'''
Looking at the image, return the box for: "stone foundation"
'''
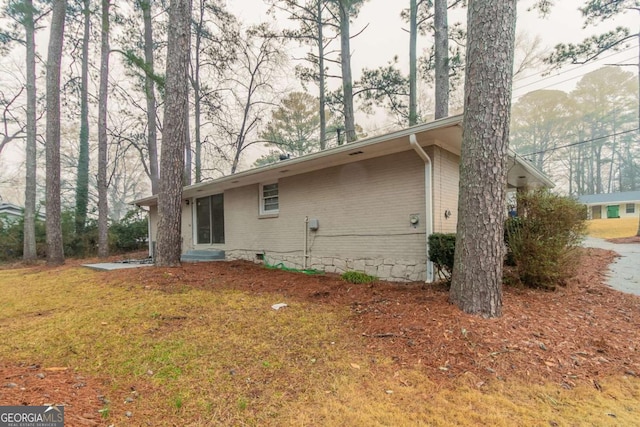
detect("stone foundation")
[225,249,427,282]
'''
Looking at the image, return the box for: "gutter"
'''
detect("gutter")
[410,134,434,283]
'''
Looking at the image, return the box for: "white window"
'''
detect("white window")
[260,183,279,215]
[627,203,635,214]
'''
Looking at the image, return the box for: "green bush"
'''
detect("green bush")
[109,208,148,252]
[341,271,377,284]
[0,208,148,261]
[0,216,23,260]
[62,210,99,257]
[505,189,587,290]
[0,213,48,260]
[428,233,456,281]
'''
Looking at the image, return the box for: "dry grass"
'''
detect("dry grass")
[1,266,639,426]
[587,217,638,239]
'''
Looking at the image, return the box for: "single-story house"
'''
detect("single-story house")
[0,201,45,225]
[578,191,640,219]
[133,115,553,282]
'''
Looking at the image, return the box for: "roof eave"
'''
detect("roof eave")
[132,115,464,206]
[509,149,555,189]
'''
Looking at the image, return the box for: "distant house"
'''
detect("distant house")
[133,115,553,282]
[579,191,640,219]
[0,202,26,224]
[0,201,45,225]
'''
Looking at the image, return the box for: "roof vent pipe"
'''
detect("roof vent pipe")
[409,134,434,283]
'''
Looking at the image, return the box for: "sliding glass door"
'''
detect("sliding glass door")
[196,194,224,244]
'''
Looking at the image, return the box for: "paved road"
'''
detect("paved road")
[583,237,640,296]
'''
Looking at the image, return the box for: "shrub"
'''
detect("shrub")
[62,211,99,257]
[0,216,23,260]
[109,208,148,252]
[428,233,456,281]
[505,189,587,290]
[0,208,148,261]
[341,271,377,284]
[0,213,48,261]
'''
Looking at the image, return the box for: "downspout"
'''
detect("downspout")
[303,216,309,269]
[410,134,434,282]
[148,209,152,259]
[136,205,153,259]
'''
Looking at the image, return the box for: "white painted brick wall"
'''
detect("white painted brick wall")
[169,146,464,281]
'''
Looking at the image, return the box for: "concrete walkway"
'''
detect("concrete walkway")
[83,260,153,271]
[583,237,640,296]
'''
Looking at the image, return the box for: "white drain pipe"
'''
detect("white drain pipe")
[410,134,434,282]
[303,216,309,269]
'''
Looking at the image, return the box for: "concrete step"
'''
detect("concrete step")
[181,249,225,262]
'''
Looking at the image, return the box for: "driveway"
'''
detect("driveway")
[583,237,640,296]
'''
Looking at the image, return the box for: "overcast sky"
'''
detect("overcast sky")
[1,0,638,202]
[229,0,638,98]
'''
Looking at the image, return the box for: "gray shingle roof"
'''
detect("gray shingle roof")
[578,191,640,205]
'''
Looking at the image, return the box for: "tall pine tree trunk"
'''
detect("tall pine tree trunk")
[141,0,159,194]
[434,0,449,119]
[338,0,356,143]
[97,0,110,258]
[156,0,191,267]
[193,0,203,183]
[23,0,37,262]
[193,70,201,182]
[74,0,90,235]
[636,37,640,236]
[45,0,67,266]
[184,95,191,185]
[408,0,417,126]
[449,0,517,318]
[317,0,327,149]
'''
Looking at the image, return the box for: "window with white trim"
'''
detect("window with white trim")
[260,183,279,215]
[626,203,635,214]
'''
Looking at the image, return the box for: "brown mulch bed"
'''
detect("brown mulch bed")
[105,247,639,387]
[0,364,106,426]
[2,248,639,424]
[607,235,640,244]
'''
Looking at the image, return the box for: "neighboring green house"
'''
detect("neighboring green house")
[578,191,640,219]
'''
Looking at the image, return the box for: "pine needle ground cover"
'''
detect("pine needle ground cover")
[1,255,639,426]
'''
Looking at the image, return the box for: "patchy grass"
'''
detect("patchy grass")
[1,266,639,426]
[588,217,638,239]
